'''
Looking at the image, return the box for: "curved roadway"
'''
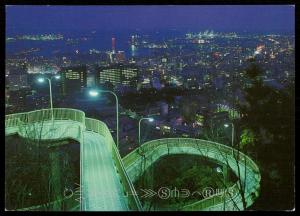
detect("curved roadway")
[5,120,128,211]
[123,138,261,211]
[5,110,260,211]
[82,131,128,211]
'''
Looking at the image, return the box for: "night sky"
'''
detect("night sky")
[6,5,295,34]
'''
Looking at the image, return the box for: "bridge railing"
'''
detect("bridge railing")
[137,138,260,177]
[123,138,261,211]
[5,108,86,127]
[85,117,143,211]
[111,145,143,211]
[85,118,114,152]
[6,109,142,211]
[5,112,28,127]
[5,108,86,211]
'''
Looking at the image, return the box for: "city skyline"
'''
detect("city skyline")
[5,4,295,212]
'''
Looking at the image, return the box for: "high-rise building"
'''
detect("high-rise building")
[116,51,126,63]
[106,50,126,64]
[112,37,116,54]
[60,65,87,96]
[95,64,139,87]
[87,73,95,88]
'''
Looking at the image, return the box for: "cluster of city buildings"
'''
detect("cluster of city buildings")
[5,31,294,153]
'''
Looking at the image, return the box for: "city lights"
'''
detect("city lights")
[89,90,99,97]
[5,5,294,212]
[37,77,45,83]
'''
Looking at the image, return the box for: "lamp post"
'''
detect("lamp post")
[89,89,119,148]
[224,122,234,155]
[138,117,154,146]
[216,166,226,210]
[37,75,60,124]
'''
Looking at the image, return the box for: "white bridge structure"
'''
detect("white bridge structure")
[123,138,261,211]
[5,108,260,211]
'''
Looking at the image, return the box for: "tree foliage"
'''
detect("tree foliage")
[239,129,256,152]
[238,63,294,210]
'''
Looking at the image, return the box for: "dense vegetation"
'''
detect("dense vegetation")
[237,64,294,210]
[5,135,80,210]
[134,154,237,210]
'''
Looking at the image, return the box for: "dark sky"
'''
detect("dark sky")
[6,5,295,34]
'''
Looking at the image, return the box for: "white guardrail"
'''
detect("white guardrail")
[123,138,261,211]
[5,108,142,211]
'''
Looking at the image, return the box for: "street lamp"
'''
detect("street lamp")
[216,166,226,210]
[89,90,99,97]
[89,89,119,148]
[37,75,60,124]
[138,117,154,147]
[216,166,226,186]
[216,166,222,173]
[224,123,234,155]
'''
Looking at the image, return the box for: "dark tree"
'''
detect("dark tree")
[237,64,294,210]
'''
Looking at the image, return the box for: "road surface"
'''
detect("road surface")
[81,131,128,211]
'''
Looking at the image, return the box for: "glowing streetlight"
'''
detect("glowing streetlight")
[37,77,45,83]
[89,89,119,148]
[216,166,227,210]
[138,117,154,147]
[148,118,154,122]
[37,75,61,124]
[89,90,99,97]
[216,167,222,173]
[224,122,234,155]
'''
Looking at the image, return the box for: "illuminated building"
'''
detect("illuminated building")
[254,44,265,55]
[95,64,139,87]
[6,74,28,90]
[6,64,28,90]
[116,51,126,63]
[106,50,125,64]
[131,35,135,44]
[60,65,87,96]
[87,73,95,88]
[6,87,32,113]
[184,77,200,89]
[112,37,116,54]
